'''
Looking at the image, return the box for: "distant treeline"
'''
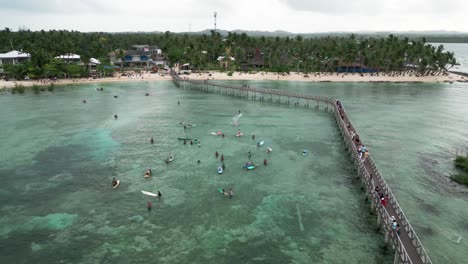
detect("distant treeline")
[0,28,459,79]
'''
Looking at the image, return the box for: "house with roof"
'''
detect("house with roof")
[55,53,81,63]
[0,50,31,73]
[109,45,167,68]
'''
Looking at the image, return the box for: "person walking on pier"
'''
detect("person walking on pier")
[381,196,387,207]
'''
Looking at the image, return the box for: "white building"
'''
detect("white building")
[55,53,81,63]
[0,50,31,73]
[0,50,31,65]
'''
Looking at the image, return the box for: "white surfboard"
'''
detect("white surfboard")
[141,190,158,197]
[113,180,120,189]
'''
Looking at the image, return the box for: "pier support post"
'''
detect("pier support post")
[394,251,400,264]
[385,230,390,245]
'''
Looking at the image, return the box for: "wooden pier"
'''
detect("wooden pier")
[171,72,432,264]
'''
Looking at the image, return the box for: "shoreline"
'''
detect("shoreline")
[1,71,466,89]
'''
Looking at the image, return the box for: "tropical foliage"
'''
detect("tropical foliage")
[452,155,468,185]
[0,28,459,79]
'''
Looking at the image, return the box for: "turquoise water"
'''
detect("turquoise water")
[232,80,468,263]
[0,82,393,264]
[1,80,467,263]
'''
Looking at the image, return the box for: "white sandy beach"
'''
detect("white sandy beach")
[1,71,466,89]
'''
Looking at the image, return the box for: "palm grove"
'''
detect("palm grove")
[0,28,459,79]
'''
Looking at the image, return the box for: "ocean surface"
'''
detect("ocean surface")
[0,79,468,263]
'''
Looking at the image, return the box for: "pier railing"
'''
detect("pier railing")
[171,71,432,264]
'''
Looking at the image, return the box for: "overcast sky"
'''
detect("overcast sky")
[0,0,467,33]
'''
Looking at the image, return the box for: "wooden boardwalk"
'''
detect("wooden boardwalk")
[171,72,432,264]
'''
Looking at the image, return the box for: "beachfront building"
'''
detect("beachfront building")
[55,53,81,63]
[108,45,167,69]
[0,50,31,73]
[217,56,235,69]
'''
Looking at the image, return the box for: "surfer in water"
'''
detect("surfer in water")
[150,137,154,144]
[220,154,224,162]
[229,188,233,199]
[147,201,152,211]
[215,151,219,158]
[264,159,268,166]
[113,114,118,119]
[158,191,162,200]
[112,177,118,187]
[222,163,225,170]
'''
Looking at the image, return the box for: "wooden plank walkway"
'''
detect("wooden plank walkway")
[171,72,432,264]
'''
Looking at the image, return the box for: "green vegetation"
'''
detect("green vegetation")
[47,83,54,92]
[10,83,25,94]
[32,84,40,94]
[0,28,459,78]
[452,155,468,185]
[227,71,234,76]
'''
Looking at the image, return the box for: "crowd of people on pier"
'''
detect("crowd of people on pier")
[336,99,402,238]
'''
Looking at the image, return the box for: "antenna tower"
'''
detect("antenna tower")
[214,12,217,31]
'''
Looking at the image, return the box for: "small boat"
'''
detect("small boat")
[303,150,308,156]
